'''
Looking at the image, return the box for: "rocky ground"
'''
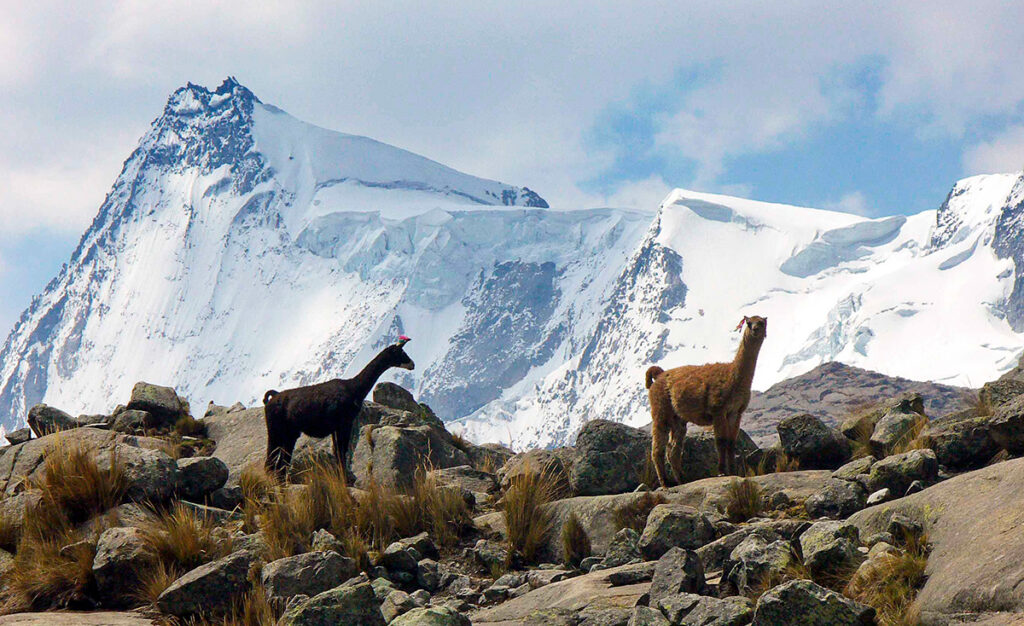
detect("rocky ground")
[1,371,1024,625]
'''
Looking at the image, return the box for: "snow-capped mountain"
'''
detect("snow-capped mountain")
[2,78,1023,449]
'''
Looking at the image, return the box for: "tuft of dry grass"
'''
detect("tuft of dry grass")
[475,453,500,475]
[560,512,591,568]
[747,555,812,600]
[723,478,764,522]
[450,431,472,454]
[0,525,98,613]
[26,438,128,526]
[964,391,992,418]
[638,456,660,488]
[139,503,233,593]
[240,463,282,503]
[845,534,929,626]
[135,560,180,607]
[848,418,876,460]
[216,583,280,626]
[174,414,208,438]
[613,491,668,533]
[888,414,930,456]
[502,461,559,564]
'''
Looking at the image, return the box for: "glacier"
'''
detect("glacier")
[2,78,1024,450]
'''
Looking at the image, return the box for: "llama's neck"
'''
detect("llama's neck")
[730,334,764,391]
[349,351,393,400]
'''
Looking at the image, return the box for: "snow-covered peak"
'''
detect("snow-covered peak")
[930,172,1023,250]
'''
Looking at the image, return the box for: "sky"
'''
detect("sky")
[1,2,1024,338]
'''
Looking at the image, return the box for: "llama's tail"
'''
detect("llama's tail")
[645,366,665,389]
[263,390,280,404]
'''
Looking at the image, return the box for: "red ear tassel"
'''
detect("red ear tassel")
[734,317,747,332]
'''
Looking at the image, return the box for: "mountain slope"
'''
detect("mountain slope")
[2,78,1023,450]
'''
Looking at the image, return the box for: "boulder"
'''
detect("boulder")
[382,589,417,622]
[696,524,784,574]
[681,596,754,626]
[606,561,656,586]
[156,550,255,617]
[472,539,508,573]
[373,382,422,414]
[27,404,79,437]
[92,527,153,607]
[416,559,441,592]
[920,412,999,470]
[261,551,359,606]
[176,455,229,502]
[126,381,186,426]
[279,581,386,626]
[639,505,715,560]
[869,398,924,456]
[648,547,705,605]
[5,428,31,445]
[352,424,471,489]
[723,535,795,595]
[777,414,851,470]
[430,465,497,496]
[803,478,867,519]
[752,579,874,625]
[866,448,938,495]
[628,606,670,626]
[988,395,1024,455]
[602,527,642,568]
[798,521,860,578]
[382,541,420,573]
[109,409,154,434]
[656,593,703,623]
[668,429,759,485]
[570,420,651,496]
[577,606,633,625]
[497,448,576,492]
[979,379,1024,411]
[111,443,181,502]
[830,457,875,483]
[391,606,471,625]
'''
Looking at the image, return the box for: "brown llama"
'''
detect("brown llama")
[646,315,767,487]
[263,337,415,478]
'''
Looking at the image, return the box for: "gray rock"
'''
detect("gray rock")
[526,568,576,587]
[752,579,874,625]
[867,448,938,494]
[803,478,867,519]
[417,559,441,592]
[351,424,471,489]
[176,455,229,502]
[113,443,182,503]
[372,576,397,601]
[979,379,1024,411]
[696,525,783,573]
[905,480,924,496]
[920,412,999,470]
[261,551,359,606]
[109,409,153,434]
[798,521,860,578]
[666,429,759,485]
[723,535,795,595]
[93,527,153,607]
[410,589,430,606]
[830,456,875,482]
[381,542,419,573]
[472,539,508,572]
[777,414,851,470]
[208,485,243,510]
[391,606,471,625]
[571,420,651,496]
[156,550,254,617]
[310,529,345,554]
[603,527,642,568]
[373,382,422,414]
[279,581,386,626]
[430,464,497,495]
[126,381,185,426]
[865,488,890,505]
[656,593,703,623]
[629,606,671,626]
[5,428,31,445]
[382,589,417,622]
[606,561,657,586]
[394,532,439,560]
[988,395,1024,455]
[577,606,633,625]
[639,504,715,560]
[649,547,705,605]
[497,447,576,492]
[869,396,925,457]
[681,596,754,626]
[27,404,79,436]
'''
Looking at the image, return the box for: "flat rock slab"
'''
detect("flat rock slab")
[849,457,1024,623]
[0,612,154,625]
[469,563,650,625]
[667,470,832,508]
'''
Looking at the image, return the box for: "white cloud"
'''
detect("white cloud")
[824,191,874,217]
[963,126,1024,176]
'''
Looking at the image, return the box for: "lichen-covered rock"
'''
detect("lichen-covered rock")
[830,456,875,483]
[804,478,867,519]
[723,535,795,595]
[798,521,860,578]
[777,414,851,470]
[570,420,651,496]
[373,382,422,414]
[109,409,153,434]
[681,596,755,626]
[696,525,784,573]
[382,589,417,622]
[979,379,1024,411]
[351,424,471,489]
[602,527,642,568]
[261,551,359,606]
[866,448,938,494]
[127,381,186,426]
[93,527,153,607]
[656,593,703,623]
[176,455,229,502]
[430,465,497,497]
[988,395,1024,455]
[110,443,181,503]
[639,505,715,560]
[472,539,508,572]
[649,547,705,604]
[391,606,471,625]
[577,606,633,625]
[5,427,31,445]
[156,550,254,617]
[752,579,874,625]
[628,606,670,626]
[668,429,759,485]
[869,399,924,456]
[279,581,386,626]
[497,448,576,492]
[416,559,441,592]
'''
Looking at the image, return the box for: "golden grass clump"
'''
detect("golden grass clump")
[845,534,929,626]
[240,462,282,503]
[560,512,591,568]
[502,461,559,564]
[613,491,667,533]
[888,414,930,456]
[723,478,764,522]
[174,414,208,438]
[26,439,128,526]
[747,554,812,600]
[0,525,98,613]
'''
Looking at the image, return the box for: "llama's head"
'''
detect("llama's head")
[383,336,415,370]
[740,315,767,341]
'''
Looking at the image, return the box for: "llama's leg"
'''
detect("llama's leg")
[713,414,732,476]
[725,411,743,476]
[331,421,354,471]
[265,411,298,479]
[651,417,671,489]
[667,419,688,485]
